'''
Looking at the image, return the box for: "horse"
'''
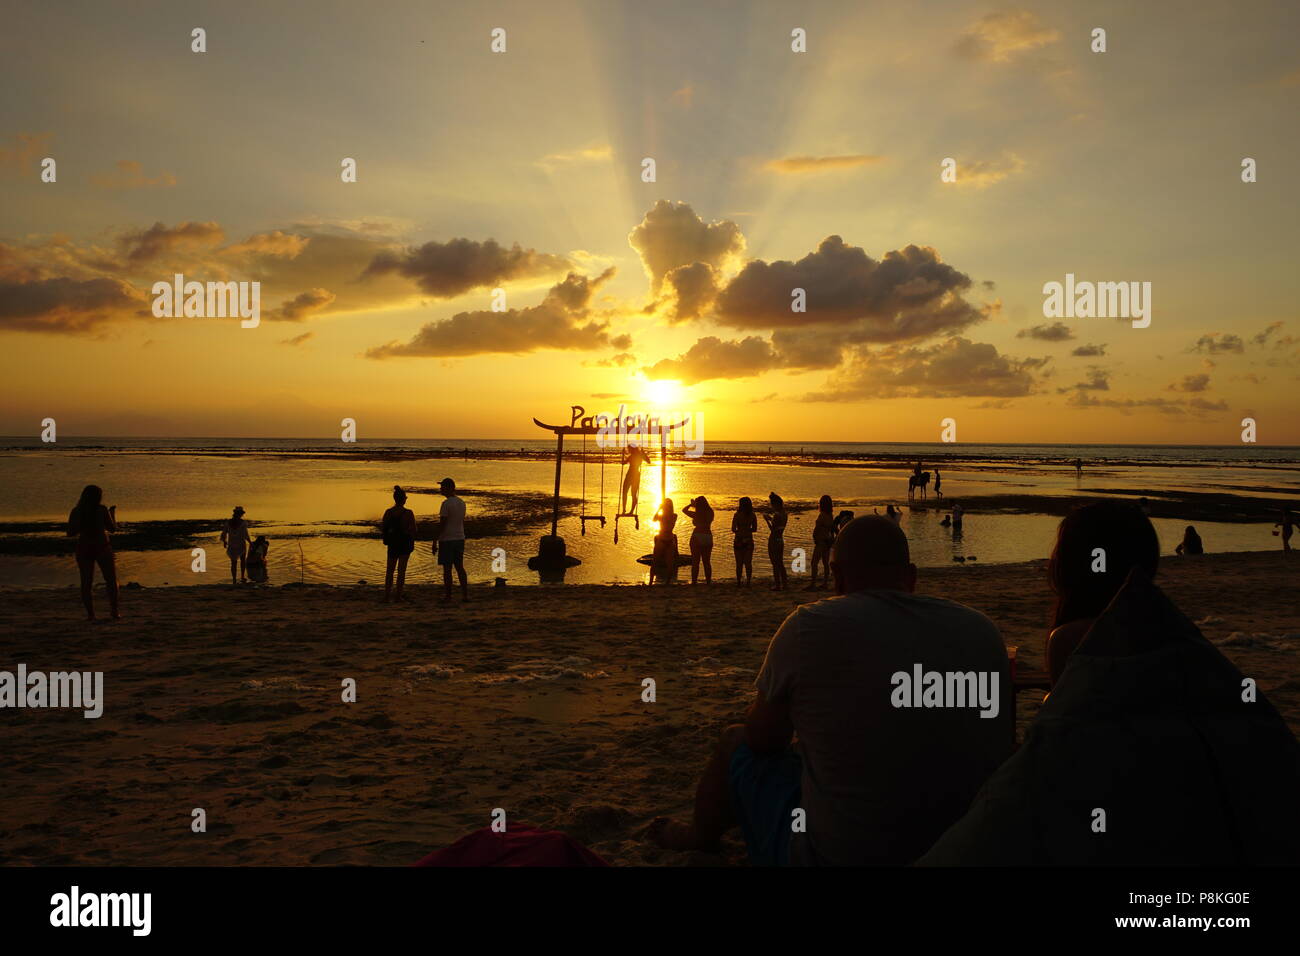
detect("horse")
[908,471,931,499]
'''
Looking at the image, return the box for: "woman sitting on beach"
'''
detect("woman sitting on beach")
[1175,525,1204,556]
[683,496,715,585]
[651,499,678,585]
[808,494,835,590]
[732,497,758,586]
[763,492,789,591]
[247,535,270,584]
[1046,502,1159,687]
[382,485,418,602]
[220,506,252,585]
[67,484,118,621]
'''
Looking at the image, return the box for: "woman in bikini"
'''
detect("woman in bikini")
[682,496,715,585]
[731,496,757,586]
[763,492,789,591]
[67,484,118,621]
[808,494,835,590]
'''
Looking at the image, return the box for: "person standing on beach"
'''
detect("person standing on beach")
[808,495,835,591]
[432,477,468,603]
[732,497,758,585]
[763,493,789,591]
[1074,458,1083,479]
[1275,507,1294,552]
[67,484,119,621]
[221,506,251,584]
[683,496,715,585]
[381,485,417,602]
[933,469,943,499]
[951,501,964,534]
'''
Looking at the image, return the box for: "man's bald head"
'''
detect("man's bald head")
[832,516,916,594]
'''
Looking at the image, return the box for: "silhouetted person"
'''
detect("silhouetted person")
[1074,457,1083,479]
[808,494,835,591]
[732,497,757,585]
[382,485,417,602]
[885,504,901,525]
[1175,525,1204,556]
[683,496,715,585]
[1045,502,1159,687]
[763,492,788,591]
[247,535,270,584]
[67,484,118,621]
[433,477,468,603]
[649,516,1010,865]
[221,506,251,584]
[1276,507,1295,552]
[934,468,943,499]
[621,444,652,514]
[651,498,678,585]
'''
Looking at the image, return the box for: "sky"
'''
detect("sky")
[1,0,1297,443]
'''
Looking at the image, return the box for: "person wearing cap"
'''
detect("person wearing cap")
[220,506,252,585]
[432,477,468,603]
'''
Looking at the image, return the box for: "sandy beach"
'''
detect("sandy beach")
[3,550,1297,867]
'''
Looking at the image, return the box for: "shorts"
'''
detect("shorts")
[728,742,802,867]
[437,538,465,566]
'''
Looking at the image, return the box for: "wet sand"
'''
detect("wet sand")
[2,550,1297,866]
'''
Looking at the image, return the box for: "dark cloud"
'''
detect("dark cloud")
[1191,332,1244,354]
[628,201,745,293]
[665,261,719,321]
[642,336,779,384]
[0,275,148,333]
[269,288,336,322]
[1070,343,1107,357]
[119,221,224,265]
[365,270,615,359]
[804,337,1047,401]
[361,238,571,298]
[1252,321,1284,346]
[1167,373,1210,393]
[280,331,314,346]
[1016,321,1075,342]
[1058,366,1111,393]
[712,236,983,343]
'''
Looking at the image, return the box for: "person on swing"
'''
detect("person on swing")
[621,442,652,515]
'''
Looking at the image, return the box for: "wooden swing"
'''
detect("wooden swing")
[579,431,606,536]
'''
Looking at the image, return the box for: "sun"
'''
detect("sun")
[642,378,684,409]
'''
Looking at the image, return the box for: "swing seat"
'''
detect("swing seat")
[615,512,640,529]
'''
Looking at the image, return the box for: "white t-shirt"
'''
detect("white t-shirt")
[755,589,1010,866]
[438,495,466,541]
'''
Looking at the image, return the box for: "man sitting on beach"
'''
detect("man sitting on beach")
[432,477,468,604]
[649,516,1011,865]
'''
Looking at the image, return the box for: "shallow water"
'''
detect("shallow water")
[2,441,1297,588]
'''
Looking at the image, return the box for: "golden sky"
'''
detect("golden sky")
[1,0,1297,443]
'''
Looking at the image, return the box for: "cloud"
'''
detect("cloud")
[712,236,985,345]
[628,200,745,293]
[765,155,885,174]
[949,153,1026,189]
[1191,332,1244,354]
[0,275,148,333]
[1252,321,1284,346]
[365,269,616,359]
[536,144,613,172]
[955,10,1061,63]
[224,231,309,259]
[0,132,53,178]
[1167,373,1210,393]
[805,337,1047,401]
[1058,366,1111,393]
[643,336,779,384]
[269,288,336,322]
[665,261,719,321]
[119,221,225,265]
[1071,343,1107,357]
[90,160,177,189]
[280,331,314,347]
[589,352,636,368]
[1017,321,1075,342]
[361,238,571,298]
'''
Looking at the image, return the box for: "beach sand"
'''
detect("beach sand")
[3,550,1297,866]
